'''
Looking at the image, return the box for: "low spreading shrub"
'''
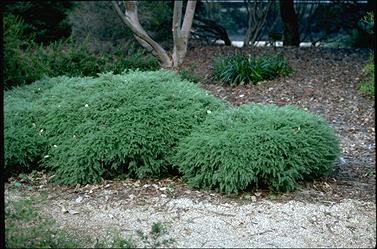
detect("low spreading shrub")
[212,53,292,86]
[4,70,227,184]
[4,80,57,176]
[174,104,340,193]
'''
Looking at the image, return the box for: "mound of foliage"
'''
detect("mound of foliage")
[4,70,227,184]
[212,53,292,86]
[174,104,340,193]
[4,14,159,89]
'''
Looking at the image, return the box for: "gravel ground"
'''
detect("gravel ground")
[5,181,376,248]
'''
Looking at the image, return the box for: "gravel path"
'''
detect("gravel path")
[5,184,376,248]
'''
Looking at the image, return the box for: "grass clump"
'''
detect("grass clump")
[212,53,292,86]
[5,198,80,248]
[4,70,227,184]
[359,52,374,97]
[174,104,340,193]
[6,196,172,248]
[136,222,175,248]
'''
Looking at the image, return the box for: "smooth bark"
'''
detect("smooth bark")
[112,0,197,68]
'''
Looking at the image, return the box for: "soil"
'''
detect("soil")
[4,45,376,248]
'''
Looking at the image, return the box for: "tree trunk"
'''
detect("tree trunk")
[279,0,299,46]
[112,1,172,67]
[112,0,196,69]
[172,0,196,68]
[243,0,272,47]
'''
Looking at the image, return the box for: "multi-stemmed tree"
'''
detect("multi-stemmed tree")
[112,0,197,68]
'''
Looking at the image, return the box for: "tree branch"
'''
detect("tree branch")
[111,0,172,67]
[181,0,197,38]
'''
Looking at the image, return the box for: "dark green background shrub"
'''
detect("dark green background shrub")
[4,1,73,44]
[3,14,47,89]
[68,1,173,53]
[4,70,227,184]
[174,104,340,193]
[4,14,160,89]
[212,53,293,86]
[36,39,160,78]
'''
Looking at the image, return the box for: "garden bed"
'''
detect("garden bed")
[5,46,375,248]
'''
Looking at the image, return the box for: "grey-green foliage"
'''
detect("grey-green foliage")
[174,104,340,193]
[4,80,57,176]
[4,70,227,184]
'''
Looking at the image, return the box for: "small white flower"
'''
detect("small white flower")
[85,104,89,107]
[39,129,44,133]
[53,145,57,148]
[207,110,212,114]
[44,155,49,158]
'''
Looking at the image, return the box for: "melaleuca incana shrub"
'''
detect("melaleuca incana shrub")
[4,116,48,177]
[5,70,227,185]
[4,80,58,177]
[174,104,340,193]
